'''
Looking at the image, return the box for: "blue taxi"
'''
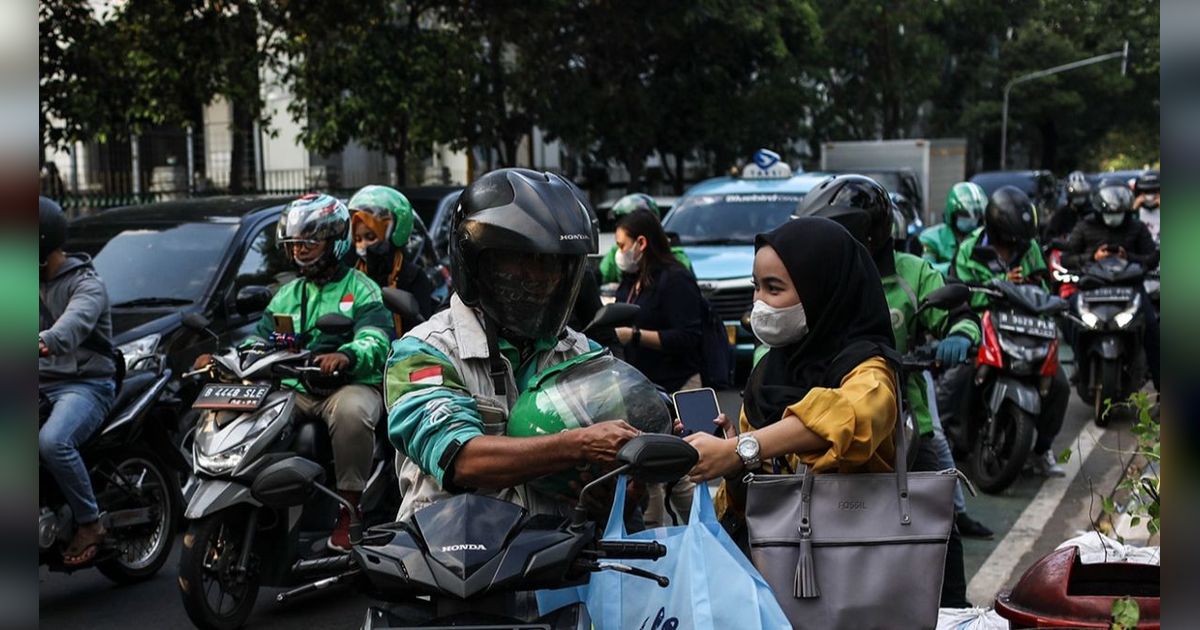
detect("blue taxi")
[662,150,831,366]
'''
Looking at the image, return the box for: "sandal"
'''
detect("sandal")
[62,526,106,567]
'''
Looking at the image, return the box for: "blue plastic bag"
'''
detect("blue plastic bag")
[537,477,790,630]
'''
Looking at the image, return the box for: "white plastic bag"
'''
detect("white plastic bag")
[1055,531,1160,565]
[936,607,1010,630]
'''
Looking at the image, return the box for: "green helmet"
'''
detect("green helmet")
[611,193,661,220]
[277,193,352,264]
[348,185,415,248]
[507,350,672,497]
[944,182,987,229]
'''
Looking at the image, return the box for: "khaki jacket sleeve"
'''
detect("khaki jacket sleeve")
[784,356,898,473]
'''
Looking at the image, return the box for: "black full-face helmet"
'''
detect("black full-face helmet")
[793,174,894,252]
[984,185,1038,251]
[450,168,598,341]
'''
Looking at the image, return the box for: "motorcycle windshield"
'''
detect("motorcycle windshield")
[996,282,1066,316]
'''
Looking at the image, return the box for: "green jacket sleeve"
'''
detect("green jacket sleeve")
[338,296,391,381]
[915,260,980,344]
[385,337,483,487]
[599,244,620,284]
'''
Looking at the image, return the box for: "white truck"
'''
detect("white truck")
[819,138,967,225]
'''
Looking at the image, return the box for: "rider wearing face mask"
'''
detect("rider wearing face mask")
[611,209,706,393]
[686,216,901,532]
[1063,179,1159,271]
[347,185,435,335]
[1133,171,1160,245]
[920,182,988,276]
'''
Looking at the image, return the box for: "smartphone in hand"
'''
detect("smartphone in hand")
[672,387,725,437]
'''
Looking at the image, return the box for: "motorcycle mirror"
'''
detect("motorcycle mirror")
[918,283,971,314]
[181,313,212,331]
[583,303,640,332]
[617,434,699,484]
[236,285,273,316]
[251,457,326,508]
[381,288,425,327]
[315,313,354,337]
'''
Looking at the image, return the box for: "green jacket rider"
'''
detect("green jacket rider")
[920,182,988,277]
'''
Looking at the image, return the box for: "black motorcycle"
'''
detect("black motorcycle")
[934,280,1068,494]
[247,434,697,630]
[39,353,182,583]
[175,311,401,630]
[1066,257,1149,425]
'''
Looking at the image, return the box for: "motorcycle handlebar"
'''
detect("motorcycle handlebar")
[597,540,667,560]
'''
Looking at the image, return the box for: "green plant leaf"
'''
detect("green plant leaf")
[1057,447,1072,464]
[1111,597,1140,629]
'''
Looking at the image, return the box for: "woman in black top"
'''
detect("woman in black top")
[613,209,705,392]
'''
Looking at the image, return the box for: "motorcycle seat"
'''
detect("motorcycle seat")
[107,371,158,419]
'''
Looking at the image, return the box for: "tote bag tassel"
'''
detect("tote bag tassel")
[794,531,820,598]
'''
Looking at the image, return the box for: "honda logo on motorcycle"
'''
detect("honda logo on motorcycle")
[440,544,487,552]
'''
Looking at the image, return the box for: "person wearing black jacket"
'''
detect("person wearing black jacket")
[1063,182,1160,390]
[1043,170,1093,242]
[612,210,705,392]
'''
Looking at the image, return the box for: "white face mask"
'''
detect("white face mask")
[1102,212,1126,228]
[615,243,643,273]
[750,299,809,348]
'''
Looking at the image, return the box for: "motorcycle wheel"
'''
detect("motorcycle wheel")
[971,402,1036,494]
[178,510,260,630]
[1093,360,1121,427]
[95,450,181,584]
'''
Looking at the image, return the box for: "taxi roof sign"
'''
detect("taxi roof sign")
[741,148,793,179]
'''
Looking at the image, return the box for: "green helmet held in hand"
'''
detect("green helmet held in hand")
[944,182,987,234]
[611,193,661,220]
[507,350,672,498]
[348,185,415,248]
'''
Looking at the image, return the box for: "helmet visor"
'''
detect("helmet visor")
[476,250,585,341]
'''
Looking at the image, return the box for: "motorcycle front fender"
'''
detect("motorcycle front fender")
[184,478,259,520]
[986,375,1041,416]
[1097,336,1123,360]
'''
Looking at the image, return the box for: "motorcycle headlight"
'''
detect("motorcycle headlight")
[1114,294,1142,329]
[193,401,285,474]
[118,333,161,370]
[1076,302,1100,329]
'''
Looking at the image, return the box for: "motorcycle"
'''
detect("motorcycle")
[248,433,697,629]
[1062,257,1150,425]
[931,280,1068,494]
[175,311,402,630]
[39,352,182,583]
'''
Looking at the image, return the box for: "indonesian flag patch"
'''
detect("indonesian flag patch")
[339,293,354,314]
[410,365,443,386]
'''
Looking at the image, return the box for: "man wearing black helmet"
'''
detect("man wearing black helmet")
[39,197,117,566]
[951,186,1069,477]
[1134,171,1160,245]
[384,169,640,521]
[1063,179,1160,390]
[1044,171,1093,242]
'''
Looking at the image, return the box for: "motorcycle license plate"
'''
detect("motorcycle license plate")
[994,311,1056,339]
[192,384,270,410]
[1083,286,1135,303]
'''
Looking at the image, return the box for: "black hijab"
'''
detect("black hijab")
[743,217,899,429]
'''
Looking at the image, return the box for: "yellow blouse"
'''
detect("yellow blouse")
[715,356,898,517]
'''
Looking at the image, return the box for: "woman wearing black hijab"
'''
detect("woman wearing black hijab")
[685,217,901,497]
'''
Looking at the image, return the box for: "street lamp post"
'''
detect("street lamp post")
[1000,41,1129,169]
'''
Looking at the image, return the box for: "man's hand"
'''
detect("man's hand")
[1006,267,1024,283]
[615,327,634,344]
[575,420,639,464]
[314,352,351,375]
[39,340,49,357]
[191,353,213,370]
[1094,244,1111,261]
[1115,246,1128,260]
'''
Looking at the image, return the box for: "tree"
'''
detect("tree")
[268,0,464,185]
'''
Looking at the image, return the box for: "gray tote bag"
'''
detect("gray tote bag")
[744,399,957,630]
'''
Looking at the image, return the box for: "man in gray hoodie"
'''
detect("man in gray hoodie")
[39,197,117,567]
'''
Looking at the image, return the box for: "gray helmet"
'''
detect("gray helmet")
[276,193,352,274]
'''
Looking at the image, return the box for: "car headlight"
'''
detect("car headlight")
[118,333,161,370]
[1114,294,1142,329]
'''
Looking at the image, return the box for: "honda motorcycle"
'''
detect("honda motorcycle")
[175,311,401,630]
[39,353,182,583]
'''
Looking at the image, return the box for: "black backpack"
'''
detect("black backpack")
[698,297,734,389]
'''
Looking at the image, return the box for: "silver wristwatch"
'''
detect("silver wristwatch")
[736,432,761,470]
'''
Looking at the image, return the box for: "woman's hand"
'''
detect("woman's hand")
[615,327,634,344]
[673,413,734,437]
[684,432,741,483]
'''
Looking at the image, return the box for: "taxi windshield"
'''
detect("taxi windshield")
[664,193,804,245]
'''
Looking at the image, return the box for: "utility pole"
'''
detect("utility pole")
[1001,41,1128,169]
